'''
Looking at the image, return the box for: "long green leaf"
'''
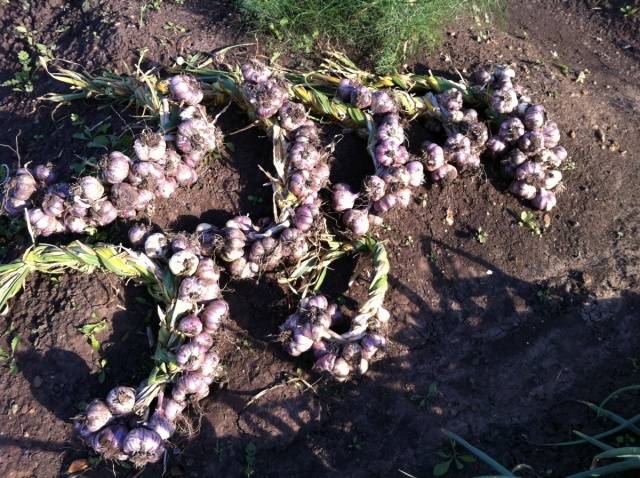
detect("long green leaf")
[541,414,640,447]
[599,385,640,410]
[577,400,640,435]
[572,431,614,452]
[595,447,640,462]
[566,458,640,478]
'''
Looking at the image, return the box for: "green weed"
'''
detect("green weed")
[2,25,56,93]
[518,211,542,236]
[2,50,34,92]
[621,5,640,17]
[244,442,256,477]
[475,227,488,244]
[77,315,109,351]
[240,0,502,70]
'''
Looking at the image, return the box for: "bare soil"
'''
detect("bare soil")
[0,0,639,477]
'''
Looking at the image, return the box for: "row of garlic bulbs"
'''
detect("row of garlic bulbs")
[76,297,228,466]
[420,88,488,181]
[332,82,423,233]
[2,75,216,236]
[477,66,567,210]
[280,294,388,380]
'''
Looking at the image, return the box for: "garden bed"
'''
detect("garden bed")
[0,0,639,476]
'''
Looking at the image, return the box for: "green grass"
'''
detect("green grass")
[239,0,502,70]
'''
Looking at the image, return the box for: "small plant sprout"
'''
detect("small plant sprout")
[97,358,108,384]
[409,382,439,409]
[77,317,109,351]
[475,227,488,244]
[433,440,477,476]
[244,442,256,478]
[518,211,542,236]
[401,235,415,247]
[14,25,56,59]
[621,5,640,17]
[399,439,477,478]
[163,21,188,33]
[139,0,164,27]
[348,435,363,451]
[537,287,551,302]
[72,120,128,150]
[2,25,56,92]
[1,50,34,92]
[0,330,21,375]
[213,440,231,461]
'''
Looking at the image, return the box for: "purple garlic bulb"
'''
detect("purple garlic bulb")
[515,161,545,182]
[350,85,372,109]
[134,131,166,163]
[438,88,464,112]
[144,233,169,259]
[200,300,229,333]
[509,180,537,200]
[176,342,205,371]
[332,183,358,212]
[92,424,128,460]
[33,163,57,185]
[524,104,545,130]
[405,161,424,187]
[491,88,518,114]
[373,193,397,214]
[169,75,204,105]
[365,175,386,201]
[147,411,176,440]
[485,137,507,157]
[370,91,396,114]
[518,131,545,155]
[101,151,131,184]
[178,314,203,337]
[289,142,320,170]
[123,428,165,466]
[84,399,112,432]
[543,170,562,190]
[169,250,200,276]
[313,352,337,372]
[160,398,185,422]
[293,205,314,232]
[531,188,557,211]
[241,60,272,84]
[542,121,561,148]
[499,117,525,142]
[338,78,354,101]
[91,199,118,226]
[106,386,136,416]
[128,223,149,246]
[431,163,458,182]
[76,176,105,203]
[279,101,307,132]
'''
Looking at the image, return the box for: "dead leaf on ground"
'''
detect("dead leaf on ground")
[67,459,90,475]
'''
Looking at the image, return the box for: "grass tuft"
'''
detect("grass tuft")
[239,0,502,70]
